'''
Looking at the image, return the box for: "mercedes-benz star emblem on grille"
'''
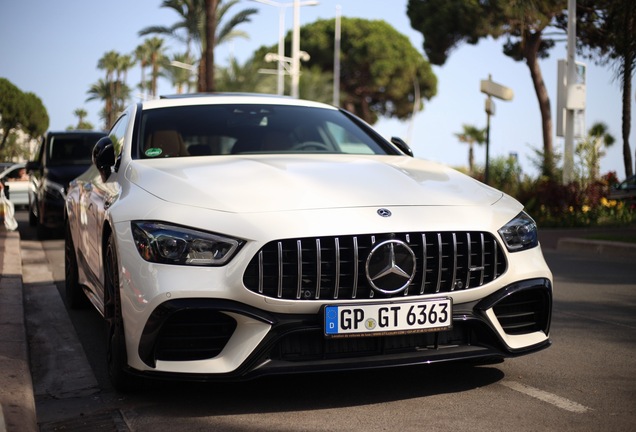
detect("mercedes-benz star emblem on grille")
[365,240,416,294]
[377,208,392,217]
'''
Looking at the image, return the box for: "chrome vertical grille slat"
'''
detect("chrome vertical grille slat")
[296,240,302,300]
[465,233,471,290]
[315,239,322,299]
[419,233,427,295]
[450,233,457,291]
[243,231,507,301]
[435,233,442,293]
[352,237,359,299]
[277,241,283,298]
[479,233,485,286]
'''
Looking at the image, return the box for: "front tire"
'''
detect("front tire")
[65,223,88,308]
[104,235,140,392]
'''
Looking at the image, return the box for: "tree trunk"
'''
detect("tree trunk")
[524,31,554,179]
[204,0,218,93]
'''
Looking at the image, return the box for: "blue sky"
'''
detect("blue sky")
[1,0,634,179]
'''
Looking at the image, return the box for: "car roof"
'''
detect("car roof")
[141,93,337,111]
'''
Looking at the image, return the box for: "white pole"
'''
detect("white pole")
[563,0,576,184]
[277,7,285,95]
[332,5,341,106]
[291,0,300,98]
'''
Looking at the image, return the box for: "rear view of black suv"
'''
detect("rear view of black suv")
[27,130,107,238]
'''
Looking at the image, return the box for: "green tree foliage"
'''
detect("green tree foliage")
[0,78,49,153]
[564,0,636,178]
[166,52,198,93]
[89,51,134,129]
[407,0,567,180]
[68,108,94,130]
[575,122,615,186]
[139,0,257,92]
[215,57,276,93]
[288,18,437,124]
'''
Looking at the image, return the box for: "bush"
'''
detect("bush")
[516,172,635,227]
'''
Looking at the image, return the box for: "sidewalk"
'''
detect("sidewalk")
[0,228,37,432]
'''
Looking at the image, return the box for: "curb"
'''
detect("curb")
[557,237,636,261]
[0,229,37,432]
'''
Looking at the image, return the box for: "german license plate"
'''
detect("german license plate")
[324,298,452,337]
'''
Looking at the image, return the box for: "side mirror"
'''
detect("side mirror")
[391,136,414,157]
[93,136,116,182]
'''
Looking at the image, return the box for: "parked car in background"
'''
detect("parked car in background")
[0,163,29,207]
[0,162,15,172]
[65,94,553,391]
[27,130,107,238]
[608,175,636,203]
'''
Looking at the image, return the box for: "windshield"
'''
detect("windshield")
[137,104,392,159]
[48,135,103,165]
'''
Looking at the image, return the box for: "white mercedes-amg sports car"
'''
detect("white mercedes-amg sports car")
[65,94,552,391]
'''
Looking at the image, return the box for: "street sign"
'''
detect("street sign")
[480,79,514,101]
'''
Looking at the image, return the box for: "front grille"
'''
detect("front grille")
[244,232,507,300]
[493,288,551,335]
[154,310,237,361]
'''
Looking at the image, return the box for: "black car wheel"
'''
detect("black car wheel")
[65,223,88,309]
[104,235,140,392]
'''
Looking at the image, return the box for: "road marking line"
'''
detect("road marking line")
[501,381,592,414]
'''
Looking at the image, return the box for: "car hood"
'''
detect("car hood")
[126,155,503,213]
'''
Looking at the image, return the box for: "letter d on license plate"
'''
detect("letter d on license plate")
[324,298,452,337]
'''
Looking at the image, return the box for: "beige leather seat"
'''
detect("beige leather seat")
[145,130,186,157]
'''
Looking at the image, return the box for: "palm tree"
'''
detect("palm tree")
[455,124,486,174]
[73,108,87,126]
[167,52,197,93]
[216,57,274,93]
[97,50,120,118]
[140,37,168,97]
[139,0,258,91]
[96,51,134,127]
[115,54,135,113]
[86,79,113,130]
[134,42,152,98]
[576,122,615,185]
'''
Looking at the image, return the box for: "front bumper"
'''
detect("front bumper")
[131,278,552,381]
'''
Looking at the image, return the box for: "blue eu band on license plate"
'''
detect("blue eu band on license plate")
[324,298,452,337]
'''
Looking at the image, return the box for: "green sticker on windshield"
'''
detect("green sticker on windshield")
[145,148,163,158]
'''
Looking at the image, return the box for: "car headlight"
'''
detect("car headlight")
[131,221,244,266]
[498,211,538,252]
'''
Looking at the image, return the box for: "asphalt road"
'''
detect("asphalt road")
[15,210,636,432]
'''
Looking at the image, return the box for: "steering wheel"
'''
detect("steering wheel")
[291,141,331,152]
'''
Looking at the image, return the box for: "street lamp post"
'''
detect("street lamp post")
[254,0,318,97]
[480,75,513,185]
